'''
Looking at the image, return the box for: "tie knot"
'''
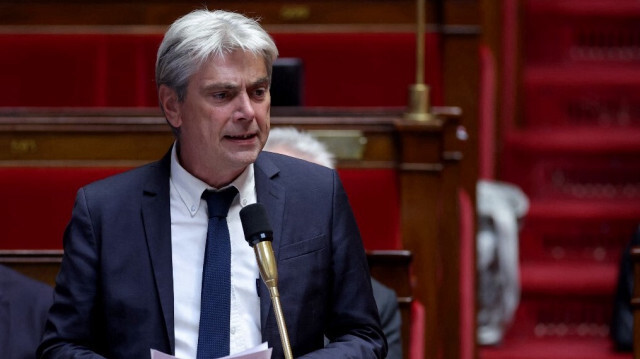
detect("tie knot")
[202,187,238,218]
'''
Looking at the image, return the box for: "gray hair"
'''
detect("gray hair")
[156,9,279,103]
[264,127,336,169]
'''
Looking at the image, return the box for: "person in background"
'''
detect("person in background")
[611,224,640,351]
[38,9,385,359]
[0,264,53,359]
[264,126,403,359]
[475,179,528,345]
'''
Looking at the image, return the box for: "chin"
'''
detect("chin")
[231,150,260,166]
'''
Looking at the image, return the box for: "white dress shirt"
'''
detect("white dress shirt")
[169,145,261,358]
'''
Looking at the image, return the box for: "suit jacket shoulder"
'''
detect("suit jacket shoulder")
[82,155,169,203]
[256,151,335,187]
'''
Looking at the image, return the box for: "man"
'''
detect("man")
[611,225,640,351]
[38,9,386,359]
[264,127,402,359]
[0,265,53,359]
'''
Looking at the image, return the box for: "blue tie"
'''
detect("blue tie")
[197,187,238,359]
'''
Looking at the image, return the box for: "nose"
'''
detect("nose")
[233,91,256,121]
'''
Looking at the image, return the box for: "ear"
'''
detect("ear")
[159,85,182,129]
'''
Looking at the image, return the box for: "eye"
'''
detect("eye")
[212,92,228,100]
[252,87,267,100]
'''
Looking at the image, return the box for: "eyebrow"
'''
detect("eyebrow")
[249,76,270,88]
[202,76,270,93]
[202,82,237,93]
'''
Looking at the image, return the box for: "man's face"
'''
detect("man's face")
[170,50,271,186]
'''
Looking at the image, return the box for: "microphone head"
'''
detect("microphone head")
[240,203,274,247]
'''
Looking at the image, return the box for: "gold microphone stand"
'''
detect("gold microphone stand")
[254,241,294,359]
[404,0,434,122]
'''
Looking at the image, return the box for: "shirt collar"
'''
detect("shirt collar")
[170,142,256,217]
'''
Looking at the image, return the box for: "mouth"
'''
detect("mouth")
[224,133,257,141]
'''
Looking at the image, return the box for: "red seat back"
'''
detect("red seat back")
[0,167,129,249]
[0,166,402,251]
[338,168,402,250]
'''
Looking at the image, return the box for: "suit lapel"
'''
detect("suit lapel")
[140,151,285,349]
[141,151,175,353]
[253,153,285,340]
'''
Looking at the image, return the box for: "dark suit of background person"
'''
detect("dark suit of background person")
[371,279,402,359]
[0,265,53,359]
[611,224,640,351]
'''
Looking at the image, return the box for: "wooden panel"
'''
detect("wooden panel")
[395,111,466,359]
[0,107,455,167]
[0,0,487,27]
[0,250,62,287]
[0,1,432,26]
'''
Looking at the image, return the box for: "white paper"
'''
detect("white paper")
[151,342,272,359]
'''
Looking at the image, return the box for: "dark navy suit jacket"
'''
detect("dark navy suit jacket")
[38,150,386,358]
[0,265,53,359]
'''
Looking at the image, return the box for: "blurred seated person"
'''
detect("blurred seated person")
[476,180,528,345]
[611,224,640,351]
[264,126,403,359]
[1,264,53,359]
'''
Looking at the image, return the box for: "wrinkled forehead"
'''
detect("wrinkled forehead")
[196,49,271,80]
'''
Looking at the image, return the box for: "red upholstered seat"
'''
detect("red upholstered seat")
[0,34,162,107]
[273,32,443,107]
[337,168,402,250]
[0,166,401,251]
[408,300,426,359]
[0,32,442,108]
[0,167,129,249]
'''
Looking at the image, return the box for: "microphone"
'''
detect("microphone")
[240,203,293,359]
